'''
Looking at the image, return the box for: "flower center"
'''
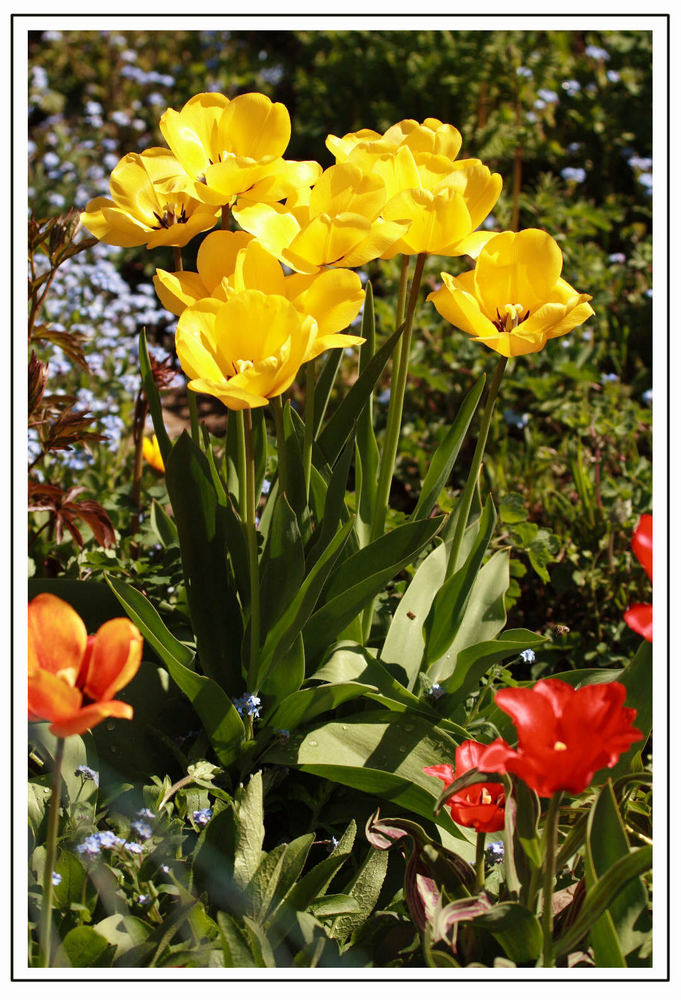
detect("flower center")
[493,302,530,332]
[481,787,492,805]
[152,204,189,229]
[232,359,254,376]
[553,740,568,751]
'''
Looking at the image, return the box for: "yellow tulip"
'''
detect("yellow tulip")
[326,118,501,257]
[80,149,219,249]
[428,229,595,357]
[154,231,366,353]
[158,91,321,207]
[233,162,410,273]
[142,435,165,473]
[175,289,352,411]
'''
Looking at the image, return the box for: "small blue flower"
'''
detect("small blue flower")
[641,389,652,405]
[76,835,102,857]
[516,66,533,78]
[97,831,123,849]
[482,214,497,231]
[52,872,62,886]
[131,820,153,840]
[525,111,538,124]
[486,840,505,863]
[428,683,445,701]
[504,409,529,430]
[608,252,626,264]
[562,79,581,96]
[561,167,586,184]
[585,44,610,61]
[232,692,262,719]
[124,841,143,855]
[601,373,619,384]
[628,156,652,172]
[537,88,559,104]
[136,894,150,905]
[75,765,99,785]
[520,649,535,664]
[327,836,339,852]
[606,69,620,83]
[377,389,391,405]
[193,808,213,827]
[137,808,155,820]
[261,478,272,495]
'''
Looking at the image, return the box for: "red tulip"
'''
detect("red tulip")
[28,593,143,737]
[475,678,642,797]
[424,739,506,832]
[624,513,652,642]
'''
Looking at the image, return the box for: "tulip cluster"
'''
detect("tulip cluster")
[81,89,595,413]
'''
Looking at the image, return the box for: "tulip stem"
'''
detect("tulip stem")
[233,410,248,520]
[445,354,508,578]
[303,359,316,500]
[38,736,64,967]
[540,791,563,968]
[244,409,260,691]
[370,253,424,542]
[361,253,425,642]
[474,832,486,893]
[271,395,288,499]
[187,389,201,447]
[173,247,183,272]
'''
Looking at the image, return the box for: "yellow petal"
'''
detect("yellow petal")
[196,230,253,291]
[305,332,365,361]
[233,240,286,296]
[309,163,386,221]
[284,213,370,271]
[232,201,302,260]
[80,203,151,247]
[383,188,473,255]
[428,272,499,341]
[109,153,160,225]
[475,229,564,317]
[246,158,323,203]
[153,268,210,315]
[175,299,225,382]
[218,92,291,160]
[188,377,269,411]
[289,268,365,338]
[443,160,503,230]
[325,128,382,160]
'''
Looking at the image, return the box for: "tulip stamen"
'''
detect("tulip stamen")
[492,304,531,333]
[553,740,568,751]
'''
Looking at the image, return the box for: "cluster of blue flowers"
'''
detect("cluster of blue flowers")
[519,649,535,664]
[75,830,125,856]
[427,683,445,701]
[232,692,262,719]
[486,840,505,863]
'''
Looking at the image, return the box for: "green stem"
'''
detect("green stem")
[303,360,316,500]
[244,409,260,691]
[221,205,231,230]
[234,410,248,520]
[370,253,425,543]
[361,253,426,641]
[445,354,508,578]
[474,832,486,892]
[271,395,288,499]
[173,246,183,272]
[541,792,563,968]
[39,737,64,967]
[187,389,201,447]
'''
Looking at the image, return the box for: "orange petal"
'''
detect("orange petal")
[28,593,87,685]
[82,619,143,702]
[49,699,134,738]
[28,666,83,722]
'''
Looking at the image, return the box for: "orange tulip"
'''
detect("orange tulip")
[28,593,143,737]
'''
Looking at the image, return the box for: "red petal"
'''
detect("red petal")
[624,603,653,642]
[631,514,652,580]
